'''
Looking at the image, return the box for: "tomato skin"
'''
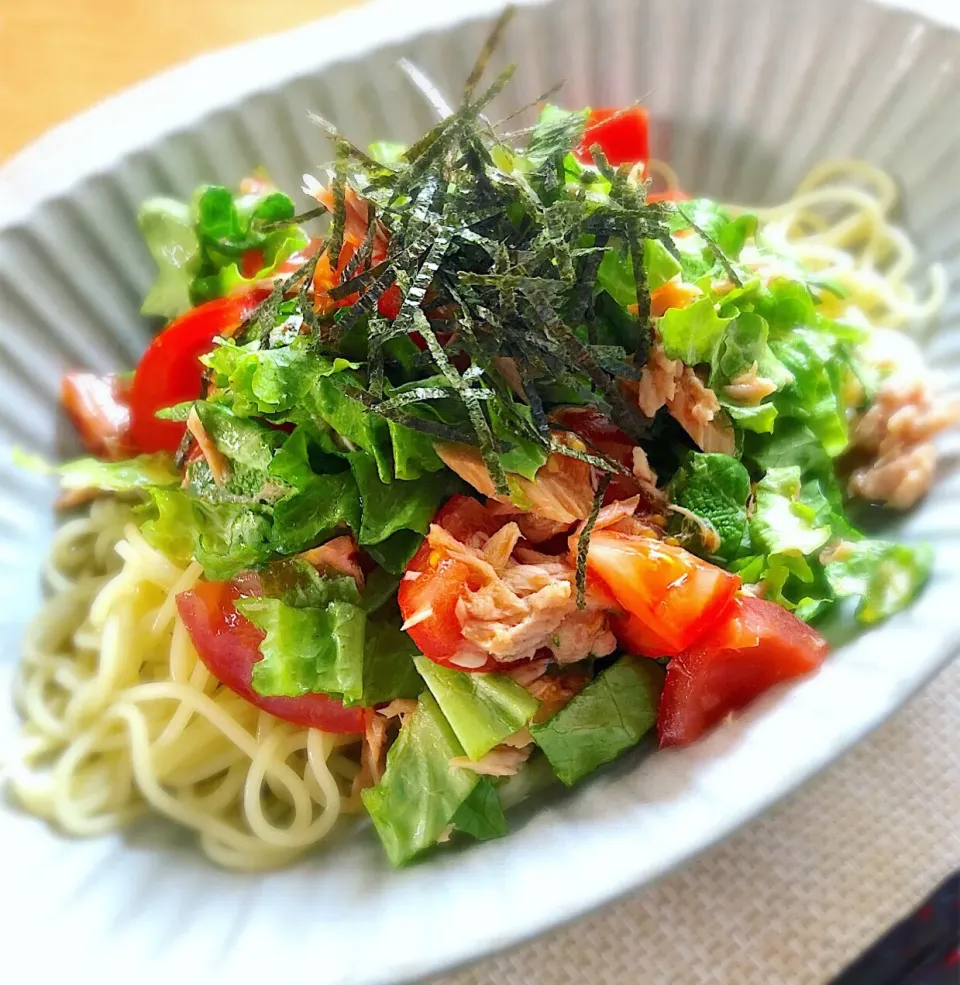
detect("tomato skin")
[657,595,829,748]
[575,107,650,167]
[176,579,366,733]
[129,291,269,453]
[60,372,134,460]
[586,529,740,656]
[398,495,508,671]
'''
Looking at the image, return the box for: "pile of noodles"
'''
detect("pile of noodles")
[6,162,946,869]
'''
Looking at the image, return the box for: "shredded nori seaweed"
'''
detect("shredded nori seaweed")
[575,473,612,609]
[234,11,678,492]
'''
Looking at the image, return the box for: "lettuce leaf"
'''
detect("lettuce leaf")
[824,540,933,625]
[643,237,682,291]
[659,297,734,365]
[347,453,454,547]
[668,452,751,561]
[531,657,663,787]
[138,198,201,319]
[141,489,274,578]
[16,449,179,493]
[750,466,832,558]
[238,595,366,701]
[203,336,358,418]
[414,657,539,761]
[362,691,482,866]
[451,778,507,841]
[356,620,424,707]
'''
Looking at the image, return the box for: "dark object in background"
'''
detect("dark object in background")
[832,872,959,985]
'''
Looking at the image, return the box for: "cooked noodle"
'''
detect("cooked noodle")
[8,161,944,869]
[9,499,362,870]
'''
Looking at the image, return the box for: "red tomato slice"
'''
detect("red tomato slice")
[575,107,650,167]
[60,372,134,460]
[129,291,269,453]
[658,595,829,747]
[176,579,366,733]
[586,529,740,656]
[397,495,508,670]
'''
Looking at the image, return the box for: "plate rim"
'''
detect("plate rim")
[1,2,959,984]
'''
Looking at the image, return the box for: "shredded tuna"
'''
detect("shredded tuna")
[426,524,616,666]
[847,375,960,509]
[491,356,526,398]
[636,339,735,454]
[302,175,389,258]
[723,362,778,405]
[504,657,551,686]
[299,534,365,591]
[636,342,681,417]
[55,487,102,511]
[485,500,573,543]
[668,367,736,454]
[351,713,388,797]
[186,408,231,486]
[377,699,419,722]
[435,442,593,524]
[848,443,939,510]
[450,744,531,777]
[631,447,665,504]
[527,667,592,722]
[502,727,534,748]
[481,522,522,575]
[668,504,722,554]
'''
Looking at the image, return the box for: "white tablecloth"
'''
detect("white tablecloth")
[436,659,960,985]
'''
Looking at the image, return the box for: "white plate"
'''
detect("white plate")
[1,1,959,983]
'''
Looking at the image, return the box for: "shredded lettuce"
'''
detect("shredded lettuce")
[414,657,539,761]
[750,466,832,558]
[361,691,484,866]
[531,657,664,787]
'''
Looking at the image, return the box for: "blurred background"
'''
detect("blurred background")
[0,1,364,161]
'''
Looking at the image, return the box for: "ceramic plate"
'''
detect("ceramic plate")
[1,1,959,982]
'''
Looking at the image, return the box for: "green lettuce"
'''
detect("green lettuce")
[238,595,366,701]
[138,198,201,318]
[659,297,734,365]
[347,453,454,547]
[15,449,179,493]
[750,466,832,558]
[415,657,539,761]
[668,452,751,561]
[531,657,664,787]
[202,336,359,418]
[361,691,484,866]
[356,620,424,708]
[824,539,933,625]
[451,778,507,841]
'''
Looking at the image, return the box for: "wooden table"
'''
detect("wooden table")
[0,0,363,162]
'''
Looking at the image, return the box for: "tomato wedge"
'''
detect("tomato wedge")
[176,579,366,733]
[658,595,829,747]
[60,371,134,460]
[129,290,269,453]
[575,107,650,167]
[585,529,740,656]
[398,495,508,670]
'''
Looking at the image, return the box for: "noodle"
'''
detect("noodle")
[8,499,361,871]
[8,161,945,869]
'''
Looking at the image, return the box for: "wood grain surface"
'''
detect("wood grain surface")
[0,0,364,162]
